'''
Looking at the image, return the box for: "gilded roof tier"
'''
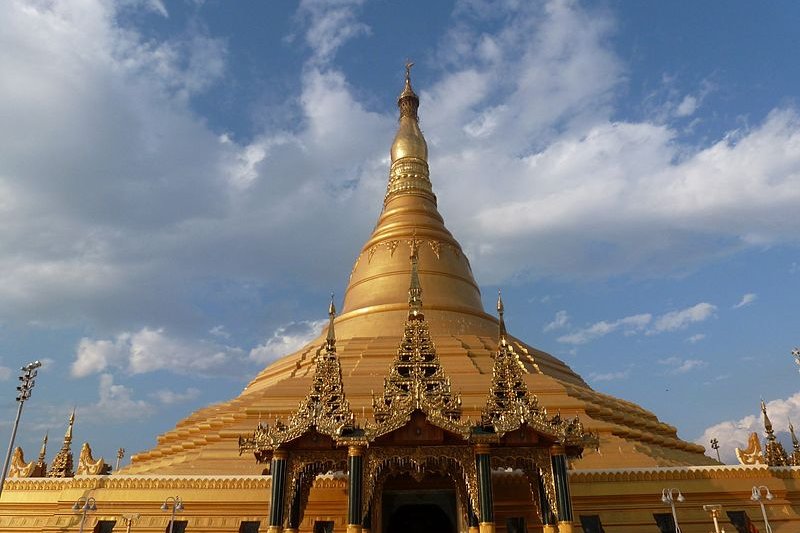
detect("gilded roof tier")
[126,70,715,475]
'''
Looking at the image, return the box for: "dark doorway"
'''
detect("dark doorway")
[386,503,454,533]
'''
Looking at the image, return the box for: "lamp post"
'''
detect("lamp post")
[751,485,774,533]
[661,488,684,533]
[116,448,125,471]
[161,496,184,533]
[710,438,721,463]
[72,496,97,533]
[0,360,42,499]
[120,513,140,533]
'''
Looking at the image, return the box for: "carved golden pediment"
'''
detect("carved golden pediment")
[76,442,111,475]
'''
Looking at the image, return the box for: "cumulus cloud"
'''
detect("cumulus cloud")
[72,327,244,377]
[557,313,651,345]
[687,333,706,344]
[0,0,799,392]
[651,303,717,333]
[733,293,757,309]
[697,393,800,463]
[543,310,570,332]
[558,302,716,345]
[249,319,327,363]
[91,373,154,420]
[295,0,369,65]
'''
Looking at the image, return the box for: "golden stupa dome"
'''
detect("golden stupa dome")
[126,69,714,475]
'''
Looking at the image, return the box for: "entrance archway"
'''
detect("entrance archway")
[386,503,454,533]
[380,473,457,533]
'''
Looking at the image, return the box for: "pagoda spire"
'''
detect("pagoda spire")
[790,419,800,465]
[339,63,485,321]
[761,399,789,466]
[497,290,508,347]
[34,432,48,476]
[387,62,432,203]
[372,250,465,434]
[325,292,337,354]
[48,409,75,477]
[408,235,423,318]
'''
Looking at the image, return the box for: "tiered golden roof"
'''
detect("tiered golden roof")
[48,410,75,478]
[127,69,713,475]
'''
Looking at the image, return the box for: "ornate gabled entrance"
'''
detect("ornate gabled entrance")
[240,236,596,533]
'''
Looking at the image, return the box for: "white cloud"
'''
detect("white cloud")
[687,333,706,344]
[589,369,630,382]
[651,303,717,333]
[150,387,200,405]
[543,310,570,332]
[675,95,698,117]
[91,373,153,420]
[249,319,327,363]
[0,0,798,370]
[296,0,369,65]
[733,293,757,309]
[209,325,231,339]
[697,392,800,463]
[658,356,708,375]
[72,328,244,377]
[557,313,651,345]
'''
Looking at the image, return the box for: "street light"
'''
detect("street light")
[120,513,140,533]
[72,496,97,533]
[0,360,42,499]
[161,496,184,533]
[710,438,721,463]
[661,488,685,533]
[751,485,774,533]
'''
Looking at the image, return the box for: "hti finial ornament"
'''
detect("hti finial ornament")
[792,347,800,372]
[405,59,414,81]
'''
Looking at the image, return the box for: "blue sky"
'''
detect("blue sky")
[0,0,799,467]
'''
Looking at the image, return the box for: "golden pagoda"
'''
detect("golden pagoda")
[1,66,800,533]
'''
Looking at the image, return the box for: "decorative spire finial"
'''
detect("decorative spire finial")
[408,233,423,317]
[38,432,48,463]
[325,293,337,354]
[65,408,75,445]
[761,398,789,466]
[398,60,419,120]
[497,290,508,347]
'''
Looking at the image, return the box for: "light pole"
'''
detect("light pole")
[161,496,184,533]
[751,485,774,533]
[120,513,140,533]
[116,448,125,471]
[661,488,684,533]
[72,496,97,533]
[710,438,721,462]
[0,360,42,499]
